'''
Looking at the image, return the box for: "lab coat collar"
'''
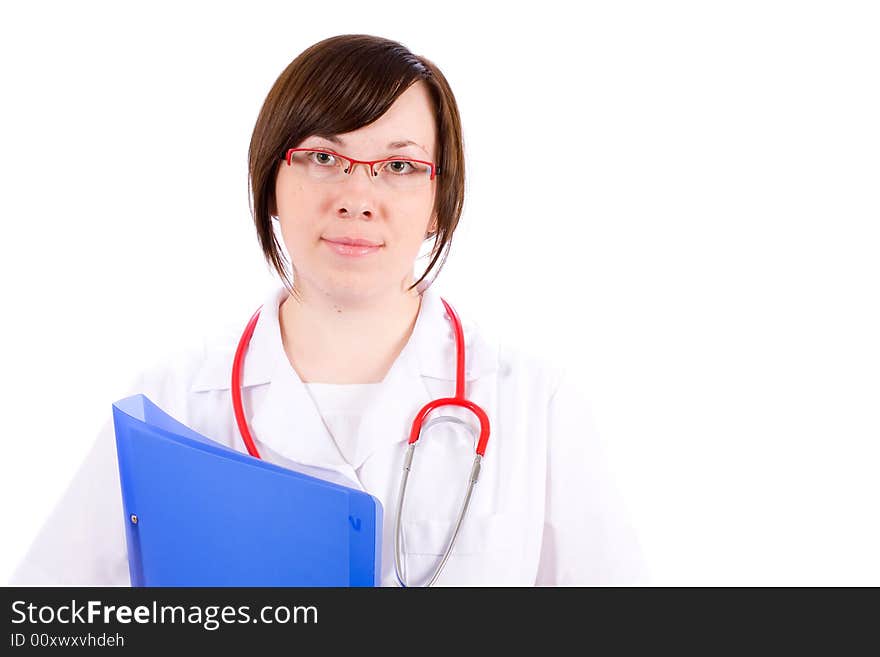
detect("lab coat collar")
[189,282,498,480]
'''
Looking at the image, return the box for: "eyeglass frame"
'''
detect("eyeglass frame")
[282,147,441,182]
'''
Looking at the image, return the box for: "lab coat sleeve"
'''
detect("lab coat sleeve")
[535,369,650,585]
[7,378,143,586]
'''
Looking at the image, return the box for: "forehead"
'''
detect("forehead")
[309,81,437,155]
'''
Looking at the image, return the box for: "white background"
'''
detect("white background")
[1,1,878,586]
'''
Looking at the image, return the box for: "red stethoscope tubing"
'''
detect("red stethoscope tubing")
[230,297,491,461]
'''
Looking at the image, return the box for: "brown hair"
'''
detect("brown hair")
[247,34,465,298]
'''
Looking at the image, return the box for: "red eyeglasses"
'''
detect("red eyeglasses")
[282,148,440,190]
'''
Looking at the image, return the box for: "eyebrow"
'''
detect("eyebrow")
[313,135,428,155]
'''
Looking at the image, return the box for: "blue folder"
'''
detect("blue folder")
[111,394,383,586]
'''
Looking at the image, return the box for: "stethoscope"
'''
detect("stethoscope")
[230,296,491,587]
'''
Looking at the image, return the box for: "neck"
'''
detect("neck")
[278,283,423,384]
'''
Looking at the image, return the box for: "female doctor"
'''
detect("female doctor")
[10,34,646,587]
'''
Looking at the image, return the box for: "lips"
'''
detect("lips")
[322,237,383,247]
[321,238,383,257]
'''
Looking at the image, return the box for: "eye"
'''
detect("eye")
[308,151,337,166]
[383,159,423,175]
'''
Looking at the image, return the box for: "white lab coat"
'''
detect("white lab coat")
[9,283,648,586]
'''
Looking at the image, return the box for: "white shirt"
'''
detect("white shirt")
[304,382,383,469]
[9,283,648,586]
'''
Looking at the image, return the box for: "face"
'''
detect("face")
[273,80,439,305]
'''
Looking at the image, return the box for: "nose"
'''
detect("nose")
[337,204,372,219]
[338,164,375,218]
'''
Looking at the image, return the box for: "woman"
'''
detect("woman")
[10,34,646,586]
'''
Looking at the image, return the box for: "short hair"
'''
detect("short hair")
[247,34,465,298]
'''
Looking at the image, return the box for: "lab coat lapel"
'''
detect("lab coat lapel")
[354,285,500,470]
[249,348,353,473]
[348,338,431,470]
[244,288,353,478]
